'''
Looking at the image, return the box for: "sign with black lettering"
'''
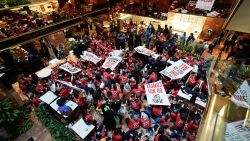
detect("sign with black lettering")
[144,80,170,105]
[231,80,250,109]
[225,120,250,141]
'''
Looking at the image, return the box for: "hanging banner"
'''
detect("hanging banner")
[101,56,122,70]
[231,80,250,109]
[80,51,102,64]
[160,60,193,80]
[134,46,160,59]
[59,62,81,74]
[144,80,170,106]
[195,0,215,11]
[225,120,250,141]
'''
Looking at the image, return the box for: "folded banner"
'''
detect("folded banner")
[195,0,215,11]
[160,60,193,80]
[144,80,170,106]
[56,80,82,91]
[59,62,81,74]
[225,120,250,141]
[80,51,102,64]
[231,80,250,109]
[134,46,160,59]
[101,56,122,70]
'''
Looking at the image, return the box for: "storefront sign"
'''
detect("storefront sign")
[225,120,250,141]
[134,46,160,59]
[231,80,250,109]
[195,0,215,11]
[59,62,81,74]
[160,60,193,80]
[80,51,102,64]
[144,80,170,106]
[101,56,122,70]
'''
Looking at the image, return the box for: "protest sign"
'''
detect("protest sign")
[160,60,193,80]
[110,50,123,57]
[134,46,160,59]
[101,56,122,70]
[231,80,250,109]
[59,62,81,74]
[225,120,250,141]
[80,51,102,64]
[195,0,215,11]
[144,80,170,105]
[71,118,95,139]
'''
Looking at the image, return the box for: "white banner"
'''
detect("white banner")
[134,46,160,59]
[144,80,170,106]
[195,0,215,11]
[225,120,250,141]
[110,50,123,57]
[231,80,250,109]
[59,62,81,74]
[80,51,102,64]
[160,60,193,80]
[101,56,122,70]
[56,80,82,91]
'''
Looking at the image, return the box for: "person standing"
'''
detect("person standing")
[208,37,219,54]
[186,33,195,46]
[226,40,239,60]
[180,32,186,46]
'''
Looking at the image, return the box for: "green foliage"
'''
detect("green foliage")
[35,106,75,141]
[0,99,33,139]
[17,117,33,134]
[1,0,30,7]
[0,100,21,124]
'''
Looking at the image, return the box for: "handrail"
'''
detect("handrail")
[0,7,109,51]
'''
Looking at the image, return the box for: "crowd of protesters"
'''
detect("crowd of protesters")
[17,17,214,141]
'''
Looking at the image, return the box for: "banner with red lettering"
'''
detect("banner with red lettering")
[144,80,170,105]
[231,80,250,109]
[134,46,160,59]
[101,56,122,70]
[160,60,193,80]
[80,51,102,64]
[225,120,250,141]
[195,0,215,11]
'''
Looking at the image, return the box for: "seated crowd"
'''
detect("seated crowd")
[18,19,211,141]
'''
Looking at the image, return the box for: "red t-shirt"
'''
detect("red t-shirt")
[112,132,123,141]
[110,89,121,100]
[150,72,157,82]
[130,81,137,89]
[188,74,197,86]
[131,100,142,110]
[152,106,162,117]
[119,75,128,85]
[175,113,185,128]
[140,118,151,129]
[32,97,41,107]
[60,89,70,98]
[128,119,140,130]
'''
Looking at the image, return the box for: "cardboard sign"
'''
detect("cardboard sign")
[144,80,170,106]
[134,46,160,59]
[231,80,250,109]
[160,60,193,80]
[80,51,102,64]
[225,120,250,141]
[56,80,82,91]
[110,50,123,57]
[195,0,215,11]
[101,56,122,70]
[59,62,81,74]
[71,118,95,139]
